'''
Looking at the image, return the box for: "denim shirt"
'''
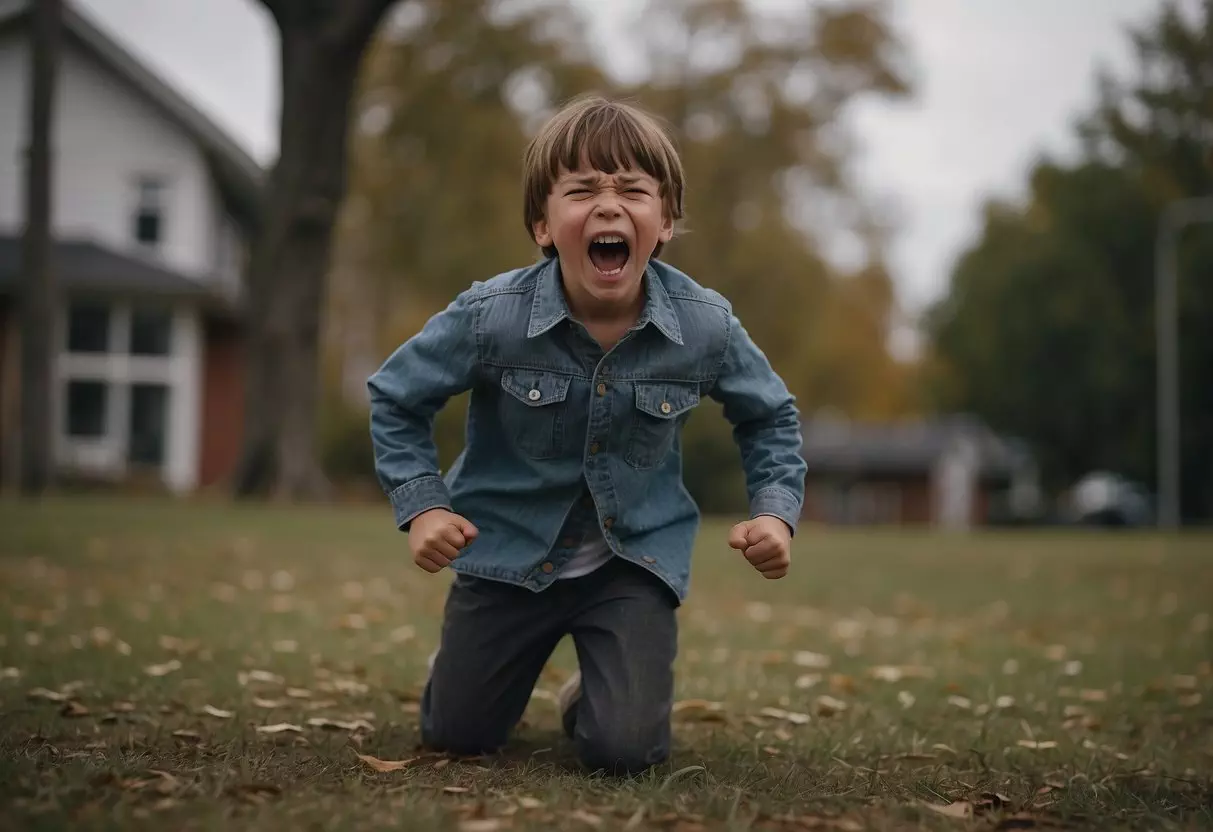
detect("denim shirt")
[367,257,806,602]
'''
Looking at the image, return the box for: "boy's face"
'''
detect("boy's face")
[532,159,674,314]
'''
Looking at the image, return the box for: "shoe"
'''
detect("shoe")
[557,669,581,738]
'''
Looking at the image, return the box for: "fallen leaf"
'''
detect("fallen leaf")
[171,729,202,743]
[1172,674,1198,690]
[255,722,302,735]
[795,673,823,690]
[112,700,136,712]
[996,695,1016,709]
[459,821,504,832]
[898,690,916,709]
[144,660,182,677]
[671,699,727,722]
[354,751,419,772]
[815,695,848,716]
[60,700,90,718]
[307,716,375,732]
[829,674,857,694]
[432,758,450,770]
[1063,660,1083,676]
[443,786,470,794]
[569,809,603,826]
[27,687,68,703]
[1,667,21,680]
[1044,645,1067,661]
[1002,659,1020,675]
[201,705,234,719]
[1017,740,1058,750]
[923,801,973,819]
[252,697,284,708]
[1079,688,1108,702]
[793,650,831,669]
[390,625,416,643]
[517,796,544,809]
[238,669,285,686]
[1178,692,1201,707]
[759,706,811,725]
[286,687,312,699]
[947,695,972,710]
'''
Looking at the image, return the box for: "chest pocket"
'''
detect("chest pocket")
[625,381,701,469]
[499,368,573,459]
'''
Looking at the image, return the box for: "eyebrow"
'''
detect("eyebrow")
[560,173,652,187]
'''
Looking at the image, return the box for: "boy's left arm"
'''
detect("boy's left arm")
[707,312,808,578]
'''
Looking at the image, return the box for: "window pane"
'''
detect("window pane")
[67,303,109,353]
[135,212,161,245]
[130,307,173,355]
[66,380,107,437]
[129,383,169,466]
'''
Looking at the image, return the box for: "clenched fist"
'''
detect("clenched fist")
[729,515,792,579]
[408,508,478,573]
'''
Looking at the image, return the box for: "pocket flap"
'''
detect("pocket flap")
[635,382,700,419]
[501,368,572,406]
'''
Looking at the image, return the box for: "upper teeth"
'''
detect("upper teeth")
[594,235,624,244]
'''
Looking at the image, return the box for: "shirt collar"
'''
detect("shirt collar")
[527,258,684,345]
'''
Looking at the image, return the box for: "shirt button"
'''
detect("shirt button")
[596,382,607,396]
[589,441,600,455]
[528,389,541,401]
[660,401,672,414]
[541,562,554,574]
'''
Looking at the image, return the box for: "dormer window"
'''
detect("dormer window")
[133,175,166,248]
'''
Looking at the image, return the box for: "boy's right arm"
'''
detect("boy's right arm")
[367,286,481,532]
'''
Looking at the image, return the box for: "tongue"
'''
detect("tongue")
[589,242,628,273]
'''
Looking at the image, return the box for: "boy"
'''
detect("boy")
[367,94,806,776]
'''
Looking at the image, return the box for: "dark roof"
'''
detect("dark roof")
[801,413,1031,479]
[0,0,263,226]
[0,235,240,314]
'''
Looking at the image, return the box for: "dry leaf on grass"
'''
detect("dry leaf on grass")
[238,669,285,686]
[459,821,506,832]
[226,783,282,804]
[255,722,302,735]
[795,673,823,689]
[27,687,69,703]
[60,700,90,718]
[252,697,284,709]
[172,729,202,743]
[443,786,471,794]
[286,687,312,699]
[923,800,973,819]
[671,699,727,721]
[201,705,234,719]
[517,797,544,810]
[815,695,848,716]
[353,751,420,772]
[569,809,603,827]
[759,706,811,725]
[1,667,20,680]
[947,695,972,710]
[307,716,374,732]
[793,651,831,669]
[1017,740,1058,750]
[144,659,182,677]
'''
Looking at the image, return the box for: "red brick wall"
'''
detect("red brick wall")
[198,319,245,488]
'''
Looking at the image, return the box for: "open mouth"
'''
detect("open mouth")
[588,234,630,277]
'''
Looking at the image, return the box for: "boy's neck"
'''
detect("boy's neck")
[559,267,646,331]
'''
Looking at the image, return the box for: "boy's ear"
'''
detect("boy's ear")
[658,211,674,243]
[532,217,552,248]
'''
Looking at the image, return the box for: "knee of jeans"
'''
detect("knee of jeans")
[576,728,666,776]
[422,713,507,757]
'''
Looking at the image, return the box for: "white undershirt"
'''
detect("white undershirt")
[557,531,613,579]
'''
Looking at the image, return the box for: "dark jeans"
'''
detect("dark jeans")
[420,557,678,776]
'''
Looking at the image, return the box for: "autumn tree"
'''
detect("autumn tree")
[235,0,400,500]
[925,0,1213,518]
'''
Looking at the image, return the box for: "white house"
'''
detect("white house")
[0,0,262,492]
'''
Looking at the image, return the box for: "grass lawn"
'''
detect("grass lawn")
[0,497,1210,831]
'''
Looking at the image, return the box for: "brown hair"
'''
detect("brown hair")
[522,94,685,259]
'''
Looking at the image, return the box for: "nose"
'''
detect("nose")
[593,193,622,219]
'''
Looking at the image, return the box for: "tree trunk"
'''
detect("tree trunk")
[19,0,62,496]
[235,7,389,501]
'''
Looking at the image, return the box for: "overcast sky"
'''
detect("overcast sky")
[72,0,1173,330]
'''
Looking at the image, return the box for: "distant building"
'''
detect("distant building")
[0,0,260,492]
[800,413,1040,529]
